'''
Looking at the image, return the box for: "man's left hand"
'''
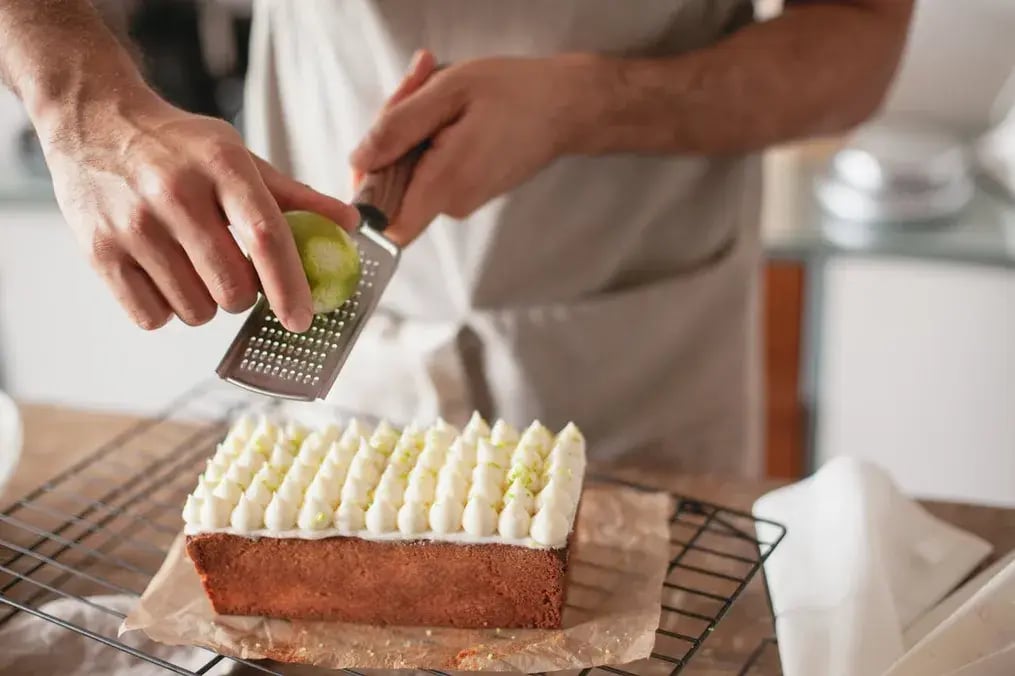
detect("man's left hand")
[350,50,598,246]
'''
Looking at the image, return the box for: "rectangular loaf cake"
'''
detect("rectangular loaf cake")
[182,412,586,628]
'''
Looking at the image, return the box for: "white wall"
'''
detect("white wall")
[816,258,1015,507]
[0,209,244,413]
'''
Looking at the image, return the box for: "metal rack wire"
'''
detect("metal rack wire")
[0,382,786,675]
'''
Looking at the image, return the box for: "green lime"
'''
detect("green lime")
[284,210,361,314]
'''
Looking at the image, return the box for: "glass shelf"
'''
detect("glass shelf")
[764,156,1015,270]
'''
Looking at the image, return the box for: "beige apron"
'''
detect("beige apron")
[243,0,764,477]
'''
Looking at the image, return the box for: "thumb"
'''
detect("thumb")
[255,156,362,231]
[382,127,466,247]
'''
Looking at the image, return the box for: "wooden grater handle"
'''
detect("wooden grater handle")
[352,141,429,233]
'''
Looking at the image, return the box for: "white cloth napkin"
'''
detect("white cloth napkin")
[753,457,993,676]
[885,557,1015,676]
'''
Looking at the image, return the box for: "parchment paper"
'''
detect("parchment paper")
[121,484,671,672]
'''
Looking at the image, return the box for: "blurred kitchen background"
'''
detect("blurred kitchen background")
[0,0,1012,506]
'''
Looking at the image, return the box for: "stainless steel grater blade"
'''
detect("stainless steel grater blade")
[216,144,424,400]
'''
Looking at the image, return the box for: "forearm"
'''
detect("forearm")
[569,1,913,156]
[0,0,151,133]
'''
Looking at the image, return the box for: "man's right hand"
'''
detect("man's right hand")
[39,89,360,333]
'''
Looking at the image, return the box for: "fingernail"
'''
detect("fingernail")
[286,307,313,333]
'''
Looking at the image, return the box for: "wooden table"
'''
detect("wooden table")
[3,403,1014,675]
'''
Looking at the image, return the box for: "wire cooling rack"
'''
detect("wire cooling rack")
[0,382,786,675]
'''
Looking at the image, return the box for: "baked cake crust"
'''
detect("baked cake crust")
[186,532,568,628]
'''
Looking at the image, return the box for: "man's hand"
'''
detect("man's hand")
[42,91,360,332]
[350,51,597,246]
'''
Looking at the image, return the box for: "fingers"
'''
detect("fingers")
[254,155,361,232]
[383,125,468,246]
[163,193,260,315]
[385,50,438,111]
[120,211,218,327]
[99,256,173,331]
[351,50,437,193]
[213,149,314,333]
[350,63,462,173]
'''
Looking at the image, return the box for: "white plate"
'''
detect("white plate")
[0,390,23,498]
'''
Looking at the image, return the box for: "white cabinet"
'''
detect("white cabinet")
[815,258,1015,507]
[0,209,244,413]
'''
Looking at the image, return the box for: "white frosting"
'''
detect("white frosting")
[252,465,282,491]
[250,417,278,446]
[193,477,214,500]
[397,422,424,450]
[339,419,371,447]
[334,501,366,531]
[477,438,511,468]
[297,434,326,465]
[504,479,535,513]
[427,419,458,449]
[464,411,491,439]
[286,461,317,487]
[405,468,436,503]
[245,479,273,507]
[435,467,467,504]
[212,479,243,504]
[269,444,294,468]
[184,413,586,548]
[369,420,399,454]
[429,500,464,534]
[320,423,341,444]
[490,420,519,446]
[531,507,570,546]
[218,436,244,458]
[519,420,553,454]
[416,442,445,471]
[340,476,371,505]
[182,495,202,525]
[315,457,347,485]
[235,446,265,471]
[229,415,256,442]
[264,495,296,530]
[470,464,505,505]
[348,448,381,484]
[224,462,253,488]
[277,478,304,505]
[365,500,398,534]
[284,421,310,445]
[204,459,227,483]
[200,495,233,528]
[306,475,339,506]
[498,499,532,539]
[298,498,332,530]
[230,495,264,530]
[397,501,429,535]
[375,472,406,508]
[463,497,498,537]
[511,441,542,468]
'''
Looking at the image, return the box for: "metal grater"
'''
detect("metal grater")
[216,144,424,400]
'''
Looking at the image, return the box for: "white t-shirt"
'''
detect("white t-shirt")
[244,0,763,477]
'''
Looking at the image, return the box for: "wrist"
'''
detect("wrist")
[27,60,158,149]
[552,54,684,156]
[550,53,618,156]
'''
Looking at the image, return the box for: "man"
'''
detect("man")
[0,0,912,476]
